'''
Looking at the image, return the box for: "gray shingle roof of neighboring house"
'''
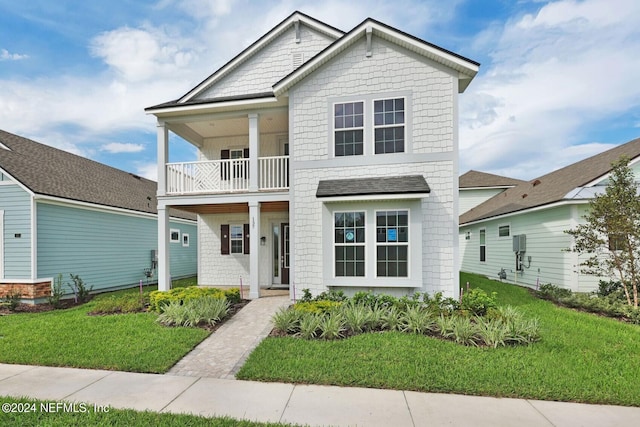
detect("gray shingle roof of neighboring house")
[316,175,430,198]
[459,170,526,189]
[460,137,640,225]
[0,129,194,220]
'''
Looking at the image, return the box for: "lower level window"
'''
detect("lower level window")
[334,211,365,276]
[376,210,408,277]
[230,225,243,254]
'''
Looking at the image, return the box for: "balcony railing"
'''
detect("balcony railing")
[166,156,289,194]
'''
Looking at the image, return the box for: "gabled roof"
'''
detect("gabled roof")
[177,11,343,105]
[0,129,193,220]
[459,170,526,189]
[460,137,640,225]
[274,17,479,96]
[146,12,479,113]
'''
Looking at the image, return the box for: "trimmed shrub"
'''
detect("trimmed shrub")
[460,288,497,316]
[91,293,147,314]
[536,283,572,301]
[292,300,342,314]
[149,286,240,312]
[156,296,230,327]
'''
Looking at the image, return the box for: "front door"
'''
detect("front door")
[271,223,290,286]
[281,223,290,285]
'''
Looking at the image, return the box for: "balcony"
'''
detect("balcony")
[166,156,289,194]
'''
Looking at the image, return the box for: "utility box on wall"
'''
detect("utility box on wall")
[513,234,526,253]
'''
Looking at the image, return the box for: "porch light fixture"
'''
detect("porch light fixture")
[260,236,266,246]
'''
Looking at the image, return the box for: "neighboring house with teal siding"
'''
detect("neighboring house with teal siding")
[0,129,197,303]
[459,137,640,292]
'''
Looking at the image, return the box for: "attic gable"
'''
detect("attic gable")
[180,11,343,103]
[274,18,479,96]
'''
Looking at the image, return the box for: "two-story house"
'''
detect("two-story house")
[146,11,478,299]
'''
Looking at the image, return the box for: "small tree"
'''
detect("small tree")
[566,156,639,308]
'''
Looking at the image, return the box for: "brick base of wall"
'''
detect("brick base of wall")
[0,281,52,301]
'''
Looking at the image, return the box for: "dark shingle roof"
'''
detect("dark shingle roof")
[460,137,640,225]
[459,170,525,189]
[316,175,430,198]
[0,129,193,220]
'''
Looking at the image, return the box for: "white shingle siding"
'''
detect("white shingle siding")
[290,36,455,162]
[288,34,459,297]
[197,25,335,100]
[199,133,284,161]
[198,212,288,288]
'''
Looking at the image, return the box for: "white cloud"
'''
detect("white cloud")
[90,26,196,82]
[101,142,145,153]
[0,49,28,61]
[460,0,640,179]
[136,162,158,181]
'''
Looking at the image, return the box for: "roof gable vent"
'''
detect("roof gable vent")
[292,52,304,70]
[532,179,541,186]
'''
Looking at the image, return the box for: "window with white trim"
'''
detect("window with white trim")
[334,211,365,276]
[498,225,510,237]
[170,229,180,243]
[376,210,409,277]
[334,102,364,156]
[374,98,405,154]
[480,229,486,262]
[230,225,244,254]
[182,233,190,247]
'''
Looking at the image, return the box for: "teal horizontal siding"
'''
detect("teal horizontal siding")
[37,202,196,293]
[0,184,31,278]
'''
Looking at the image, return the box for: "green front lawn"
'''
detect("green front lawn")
[237,272,640,406]
[0,279,208,373]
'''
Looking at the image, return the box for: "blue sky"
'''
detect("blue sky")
[1,0,639,180]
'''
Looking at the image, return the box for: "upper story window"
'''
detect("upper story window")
[374,98,405,154]
[334,101,364,156]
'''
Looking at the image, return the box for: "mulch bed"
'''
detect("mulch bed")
[0,299,86,315]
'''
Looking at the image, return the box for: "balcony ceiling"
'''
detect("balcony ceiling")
[186,110,288,139]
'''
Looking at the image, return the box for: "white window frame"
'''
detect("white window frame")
[498,224,511,238]
[170,228,180,243]
[230,224,244,254]
[182,233,190,247]
[333,210,366,277]
[479,228,486,263]
[375,209,410,278]
[230,148,244,159]
[372,97,406,154]
[333,101,365,157]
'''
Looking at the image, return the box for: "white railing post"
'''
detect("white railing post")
[166,157,289,194]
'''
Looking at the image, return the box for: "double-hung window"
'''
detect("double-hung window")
[334,212,365,276]
[334,102,364,156]
[230,225,244,254]
[376,210,409,277]
[374,98,405,154]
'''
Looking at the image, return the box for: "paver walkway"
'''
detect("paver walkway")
[166,294,290,379]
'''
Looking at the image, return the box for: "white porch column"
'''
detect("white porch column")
[248,113,260,192]
[157,206,171,291]
[157,120,168,196]
[249,201,261,299]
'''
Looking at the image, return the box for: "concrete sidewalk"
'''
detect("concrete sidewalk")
[1,363,639,426]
